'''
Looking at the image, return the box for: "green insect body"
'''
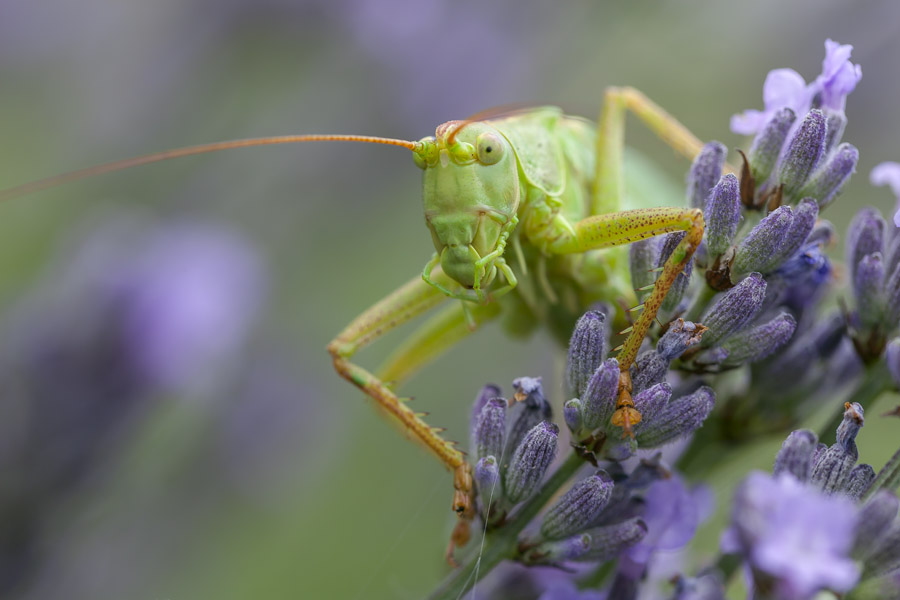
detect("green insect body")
[415,108,637,342]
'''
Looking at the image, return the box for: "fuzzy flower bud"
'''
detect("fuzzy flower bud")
[733,205,794,275]
[854,253,885,329]
[845,464,876,501]
[774,429,818,481]
[564,398,584,435]
[887,338,900,389]
[658,232,692,312]
[474,456,501,498]
[700,273,767,346]
[582,358,619,431]
[523,533,593,564]
[687,141,727,210]
[471,398,506,462]
[577,518,649,562]
[847,208,886,282]
[776,198,819,263]
[811,444,857,494]
[704,173,742,257]
[799,143,858,208]
[630,350,668,394]
[635,386,715,448]
[541,471,615,540]
[505,380,552,458]
[747,107,796,183]
[777,109,827,198]
[837,402,865,456]
[504,422,558,504]
[630,238,661,297]
[566,311,609,398]
[631,382,672,429]
[853,490,899,558]
[822,107,848,152]
[721,312,797,366]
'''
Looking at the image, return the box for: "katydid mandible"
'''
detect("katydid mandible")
[0,86,730,563]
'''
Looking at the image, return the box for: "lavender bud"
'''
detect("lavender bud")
[577,517,648,562]
[631,382,672,428]
[505,384,552,458]
[853,490,899,557]
[748,107,796,183]
[810,444,856,494]
[658,232,692,312]
[524,533,592,563]
[470,383,501,427]
[733,205,794,275]
[472,398,506,461]
[799,143,858,208]
[808,219,836,246]
[687,141,727,210]
[884,262,900,329]
[630,350,668,394]
[837,402,865,456]
[635,386,715,448]
[845,464,876,501]
[823,108,848,151]
[694,347,729,367]
[504,422,558,504]
[474,456,501,498]
[847,208,886,281]
[582,358,619,431]
[774,429,818,481]
[630,238,662,296]
[721,312,797,366]
[566,311,609,397]
[887,339,900,389]
[776,198,819,263]
[564,398,584,435]
[541,471,615,540]
[854,253,885,329]
[704,173,742,257]
[777,109,827,198]
[700,273,767,346]
[657,319,706,360]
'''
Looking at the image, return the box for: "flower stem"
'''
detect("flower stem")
[428,452,585,600]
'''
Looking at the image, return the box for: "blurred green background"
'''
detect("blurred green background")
[1,1,900,598]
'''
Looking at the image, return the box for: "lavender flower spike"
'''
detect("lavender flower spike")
[566,311,609,398]
[700,273,767,346]
[799,144,858,209]
[540,471,614,540]
[773,429,818,481]
[472,398,506,462]
[887,338,900,388]
[634,386,715,448]
[721,312,797,366]
[504,422,558,504]
[733,205,794,275]
[704,173,742,257]
[777,109,827,198]
[747,107,796,183]
[686,141,727,210]
[581,358,619,431]
[728,471,860,598]
[870,161,900,227]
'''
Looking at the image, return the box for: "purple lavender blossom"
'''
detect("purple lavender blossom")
[870,162,900,227]
[731,39,861,135]
[727,471,860,599]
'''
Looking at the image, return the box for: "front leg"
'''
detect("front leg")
[327,270,499,563]
[546,207,704,434]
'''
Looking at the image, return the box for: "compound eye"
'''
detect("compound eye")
[476,132,504,165]
[413,136,436,170]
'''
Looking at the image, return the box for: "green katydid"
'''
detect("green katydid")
[0,86,732,562]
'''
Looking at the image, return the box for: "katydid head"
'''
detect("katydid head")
[414,121,521,296]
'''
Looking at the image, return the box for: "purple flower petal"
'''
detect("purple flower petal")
[870,162,900,227]
[817,39,862,111]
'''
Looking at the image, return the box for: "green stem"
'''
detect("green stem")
[817,360,891,446]
[428,453,585,600]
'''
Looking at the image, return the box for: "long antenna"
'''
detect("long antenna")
[0,134,420,202]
